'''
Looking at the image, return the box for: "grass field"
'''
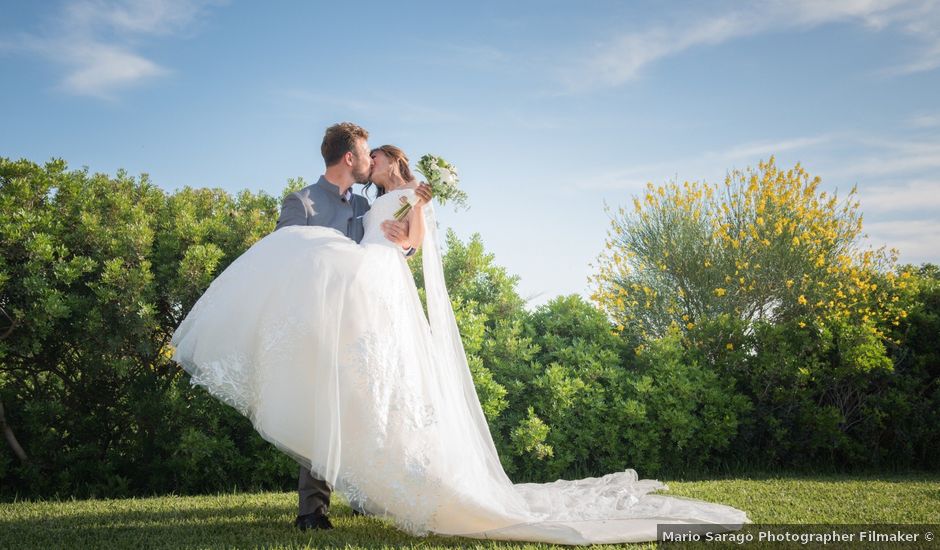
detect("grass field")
[2,471,939,549]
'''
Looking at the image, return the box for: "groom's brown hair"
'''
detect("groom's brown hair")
[321,122,369,166]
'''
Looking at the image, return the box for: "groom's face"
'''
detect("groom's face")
[351,138,374,184]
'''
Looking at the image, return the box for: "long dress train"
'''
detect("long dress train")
[171,188,751,544]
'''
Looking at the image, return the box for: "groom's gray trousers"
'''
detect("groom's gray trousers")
[275,176,370,516]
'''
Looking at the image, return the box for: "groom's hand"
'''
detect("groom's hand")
[381,219,410,247]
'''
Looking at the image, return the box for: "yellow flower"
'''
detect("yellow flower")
[714,288,727,297]
[686,322,695,329]
[798,295,807,305]
[798,321,806,328]
[726,343,734,350]
[792,236,800,246]
[786,279,794,288]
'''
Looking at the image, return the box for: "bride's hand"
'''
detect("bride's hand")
[414,182,432,208]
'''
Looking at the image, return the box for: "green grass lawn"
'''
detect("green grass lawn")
[2,472,939,549]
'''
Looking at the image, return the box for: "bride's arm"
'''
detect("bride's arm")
[404,183,433,251]
[380,184,432,257]
[404,202,426,251]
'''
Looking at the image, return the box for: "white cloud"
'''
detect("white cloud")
[59,42,169,98]
[715,135,834,161]
[780,0,909,28]
[579,133,832,191]
[871,1,940,74]
[579,129,940,266]
[8,0,222,99]
[862,218,940,263]
[859,179,940,212]
[908,112,940,127]
[562,11,761,91]
[282,89,377,113]
[281,89,468,125]
[826,136,940,179]
[562,0,940,92]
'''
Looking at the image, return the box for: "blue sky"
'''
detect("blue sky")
[2,0,938,306]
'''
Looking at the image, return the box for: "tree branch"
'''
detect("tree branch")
[0,305,14,341]
[0,398,27,463]
[0,306,28,462]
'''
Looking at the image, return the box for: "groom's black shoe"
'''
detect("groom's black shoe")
[295,512,334,531]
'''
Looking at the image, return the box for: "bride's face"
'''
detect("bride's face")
[369,149,392,188]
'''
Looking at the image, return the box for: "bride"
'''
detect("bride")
[171,142,751,545]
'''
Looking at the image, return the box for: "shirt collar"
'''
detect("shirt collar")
[316,175,353,202]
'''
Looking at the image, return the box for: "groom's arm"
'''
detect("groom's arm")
[381,219,417,258]
[275,193,306,230]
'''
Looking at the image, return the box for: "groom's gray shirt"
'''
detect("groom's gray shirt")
[275,176,370,242]
[276,175,416,256]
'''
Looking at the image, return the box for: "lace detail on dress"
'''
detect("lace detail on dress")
[170,212,752,545]
[513,470,669,520]
[178,313,303,421]
[330,261,443,536]
[185,352,254,416]
[335,293,443,535]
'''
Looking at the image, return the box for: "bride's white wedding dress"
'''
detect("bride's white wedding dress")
[171,188,751,544]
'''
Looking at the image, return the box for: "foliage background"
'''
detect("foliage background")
[1,157,937,500]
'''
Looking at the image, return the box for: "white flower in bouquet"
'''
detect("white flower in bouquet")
[393,154,468,220]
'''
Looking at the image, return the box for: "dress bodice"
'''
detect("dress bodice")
[361,188,416,248]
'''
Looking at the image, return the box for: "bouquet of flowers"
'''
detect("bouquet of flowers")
[393,154,468,220]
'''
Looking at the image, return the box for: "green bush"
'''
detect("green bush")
[0,158,293,498]
[1,157,937,501]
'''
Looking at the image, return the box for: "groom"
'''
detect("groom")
[275,122,430,531]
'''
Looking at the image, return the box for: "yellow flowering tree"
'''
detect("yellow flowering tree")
[592,157,910,346]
